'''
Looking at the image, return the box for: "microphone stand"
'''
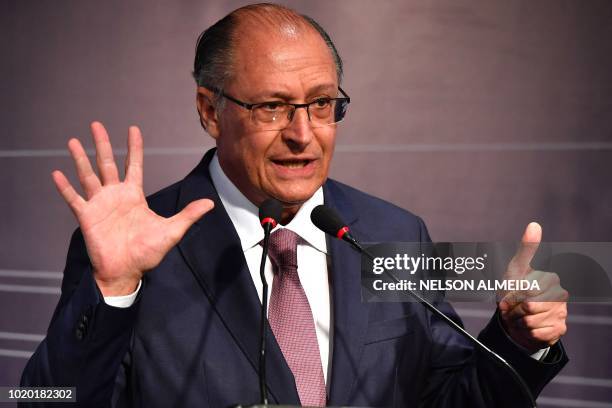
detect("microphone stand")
[258,220,273,405]
[340,233,537,408]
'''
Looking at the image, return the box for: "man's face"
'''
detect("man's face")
[210,25,338,211]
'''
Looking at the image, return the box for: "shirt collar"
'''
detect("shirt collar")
[209,153,327,254]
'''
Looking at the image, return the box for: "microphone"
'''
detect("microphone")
[260,199,282,232]
[310,205,363,253]
[310,205,537,408]
[257,198,283,405]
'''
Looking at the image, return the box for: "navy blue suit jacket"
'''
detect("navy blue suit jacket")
[22,149,567,407]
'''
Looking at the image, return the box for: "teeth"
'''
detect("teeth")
[280,160,307,168]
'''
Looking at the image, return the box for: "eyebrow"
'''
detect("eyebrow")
[257,83,338,102]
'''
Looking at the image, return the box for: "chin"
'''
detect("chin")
[272,185,320,206]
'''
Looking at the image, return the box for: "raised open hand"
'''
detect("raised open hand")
[52,122,214,296]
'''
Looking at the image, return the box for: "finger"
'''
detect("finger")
[524,326,564,345]
[52,170,85,214]
[67,138,102,199]
[166,199,215,245]
[500,271,566,311]
[499,285,544,310]
[502,290,568,321]
[528,285,569,303]
[519,302,567,329]
[524,270,559,292]
[502,301,549,321]
[91,121,120,185]
[507,222,542,279]
[499,295,523,313]
[515,309,557,330]
[125,126,144,187]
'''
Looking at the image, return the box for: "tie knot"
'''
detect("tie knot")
[267,228,299,271]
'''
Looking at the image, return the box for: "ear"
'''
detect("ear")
[196,86,221,139]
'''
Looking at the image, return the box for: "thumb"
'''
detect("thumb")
[166,199,215,244]
[507,222,542,279]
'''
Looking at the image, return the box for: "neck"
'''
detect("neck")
[279,203,301,225]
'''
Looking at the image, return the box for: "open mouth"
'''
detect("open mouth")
[272,159,313,168]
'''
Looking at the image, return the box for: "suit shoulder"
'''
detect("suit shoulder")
[145,180,183,218]
[325,179,428,240]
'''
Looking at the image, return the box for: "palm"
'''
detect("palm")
[79,183,166,280]
[52,122,213,295]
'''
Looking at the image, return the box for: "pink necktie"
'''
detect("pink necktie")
[267,228,327,407]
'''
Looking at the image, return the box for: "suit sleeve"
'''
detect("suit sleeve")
[414,217,568,408]
[20,229,140,407]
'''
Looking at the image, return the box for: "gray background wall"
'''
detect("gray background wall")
[1,1,611,406]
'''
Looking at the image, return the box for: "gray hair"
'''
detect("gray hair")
[192,3,343,107]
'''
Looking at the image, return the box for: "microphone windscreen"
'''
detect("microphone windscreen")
[311,205,345,236]
[259,198,283,225]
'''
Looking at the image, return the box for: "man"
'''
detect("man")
[21,3,568,407]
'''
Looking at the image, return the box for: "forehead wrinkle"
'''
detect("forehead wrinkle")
[228,22,337,102]
[234,29,334,74]
[268,52,330,72]
[248,55,335,97]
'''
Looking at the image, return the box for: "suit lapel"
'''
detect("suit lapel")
[323,182,370,406]
[176,151,299,404]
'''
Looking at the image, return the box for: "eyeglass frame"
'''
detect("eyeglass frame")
[204,85,351,129]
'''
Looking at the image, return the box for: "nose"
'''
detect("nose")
[281,106,314,150]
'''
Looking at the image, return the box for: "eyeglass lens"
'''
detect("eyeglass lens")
[251,99,348,130]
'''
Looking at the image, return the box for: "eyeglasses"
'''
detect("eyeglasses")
[206,86,351,131]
